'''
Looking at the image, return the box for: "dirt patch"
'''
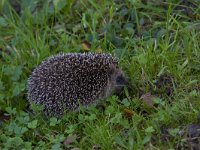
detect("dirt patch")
[154,74,174,97]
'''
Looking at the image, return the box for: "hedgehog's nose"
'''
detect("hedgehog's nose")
[116,75,128,86]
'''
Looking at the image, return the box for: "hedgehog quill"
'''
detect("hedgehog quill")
[27,53,127,116]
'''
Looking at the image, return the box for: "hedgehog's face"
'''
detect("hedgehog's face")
[112,68,128,95]
[108,65,128,95]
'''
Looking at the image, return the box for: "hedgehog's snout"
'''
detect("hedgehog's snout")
[116,74,128,86]
[114,70,128,94]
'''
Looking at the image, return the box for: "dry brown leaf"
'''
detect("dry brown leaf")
[123,108,135,118]
[140,92,154,108]
[82,40,91,52]
[3,35,13,41]
[92,144,101,150]
[63,134,77,147]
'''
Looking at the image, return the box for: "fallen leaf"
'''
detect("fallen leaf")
[92,144,101,150]
[3,35,13,41]
[123,108,135,118]
[140,92,154,108]
[82,40,91,52]
[63,134,77,147]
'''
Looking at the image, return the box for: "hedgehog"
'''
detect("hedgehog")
[27,53,127,116]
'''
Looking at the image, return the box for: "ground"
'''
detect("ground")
[0,0,200,149]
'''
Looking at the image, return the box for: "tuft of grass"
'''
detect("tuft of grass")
[0,0,200,149]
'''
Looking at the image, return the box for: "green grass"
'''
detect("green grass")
[0,0,200,149]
